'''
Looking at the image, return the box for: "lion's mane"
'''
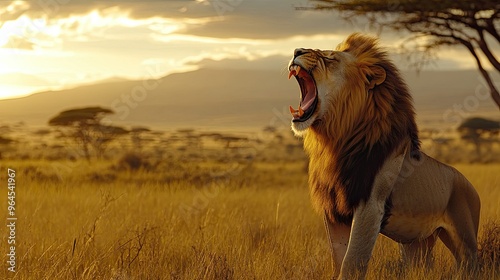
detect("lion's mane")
[304,33,421,224]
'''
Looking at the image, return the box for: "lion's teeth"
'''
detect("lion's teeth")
[289,105,304,118]
[288,65,302,79]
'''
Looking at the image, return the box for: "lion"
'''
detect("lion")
[287,33,480,279]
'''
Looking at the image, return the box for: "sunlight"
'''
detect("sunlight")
[0,8,206,99]
[0,85,41,100]
[152,33,271,45]
[0,1,29,15]
[0,8,189,49]
[0,1,481,102]
[0,15,31,47]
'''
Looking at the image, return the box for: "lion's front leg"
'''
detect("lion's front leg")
[339,201,384,280]
[335,147,407,279]
[324,214,351,279]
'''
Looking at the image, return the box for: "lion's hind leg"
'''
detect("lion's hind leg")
[400,232,437,269]
[439,177,480,272]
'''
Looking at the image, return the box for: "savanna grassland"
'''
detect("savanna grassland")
[0,124,499,280]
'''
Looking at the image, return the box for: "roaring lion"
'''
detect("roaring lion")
[287,33,480,279]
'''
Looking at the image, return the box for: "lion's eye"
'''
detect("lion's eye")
[325,56,338,62]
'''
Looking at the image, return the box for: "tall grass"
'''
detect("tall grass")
[0,156,498,279]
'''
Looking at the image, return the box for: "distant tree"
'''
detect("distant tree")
[130,126,152,150]
[262,125,277,134]
[92,125,128,158]
[458,117,500,158]
[307,0,500,110]
[0,125,15,159]
[49,107,128,161]
[218,136,248,148]
[0,136,14,145]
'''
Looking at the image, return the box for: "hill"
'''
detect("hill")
[0,68,498,130]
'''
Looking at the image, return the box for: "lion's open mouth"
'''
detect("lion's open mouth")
[288,64,318,122]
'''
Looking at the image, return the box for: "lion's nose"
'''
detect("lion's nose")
[294,48,307,58]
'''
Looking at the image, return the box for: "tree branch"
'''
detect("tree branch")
[484,14,500,42]
[476,30,500,72]
[310,0,500,109]
[461,39,500,109]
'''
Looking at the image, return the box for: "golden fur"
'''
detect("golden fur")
[302,33,420,224]
[288,33,480,279]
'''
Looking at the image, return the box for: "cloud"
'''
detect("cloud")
[0,1,210,20]
[0,2,30,21]
[175,1,353,39]
[0,9,200,51]
[186,54,291,71]
[2,36,34,50]
[0,73,53,86]
[0,0,479,100]
[185,44,477,74]
[0,0,353,40]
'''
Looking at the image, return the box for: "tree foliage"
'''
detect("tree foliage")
[0,136,14,145]
[457,117,500,158]
[49,107,127,161]
[309,0,500,109]
[459,117,500,131]
[49,107,114,126]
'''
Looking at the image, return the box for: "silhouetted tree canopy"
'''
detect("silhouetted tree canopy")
[48,107,114,126]
[0,136,14,145]
[458,117,500,131]
[308,0,500,110]
[457,117,500,158]
[49,107,127,161]
[131,126,151,133]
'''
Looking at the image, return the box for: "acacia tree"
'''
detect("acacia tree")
[458,117,500,158]
[308,0,500,109]
[130,126,152,151]
[49,107,127,161]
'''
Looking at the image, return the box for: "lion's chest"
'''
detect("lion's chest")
[307,156,356,223]
[306,137,388,223]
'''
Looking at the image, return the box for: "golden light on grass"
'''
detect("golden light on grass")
[0,128,498,279]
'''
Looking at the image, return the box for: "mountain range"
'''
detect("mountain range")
[0,68,498,130]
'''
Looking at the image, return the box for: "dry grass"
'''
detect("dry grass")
[0,128,498,279]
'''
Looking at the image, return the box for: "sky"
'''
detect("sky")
[0,0,480,100]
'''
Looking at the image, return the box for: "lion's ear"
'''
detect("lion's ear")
[366,65,386,90]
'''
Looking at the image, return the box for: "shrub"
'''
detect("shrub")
[117,152,151,171]
[478,221,500,270]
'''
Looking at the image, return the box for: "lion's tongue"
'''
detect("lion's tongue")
[290,80,316,118]
[301,92,315,110]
